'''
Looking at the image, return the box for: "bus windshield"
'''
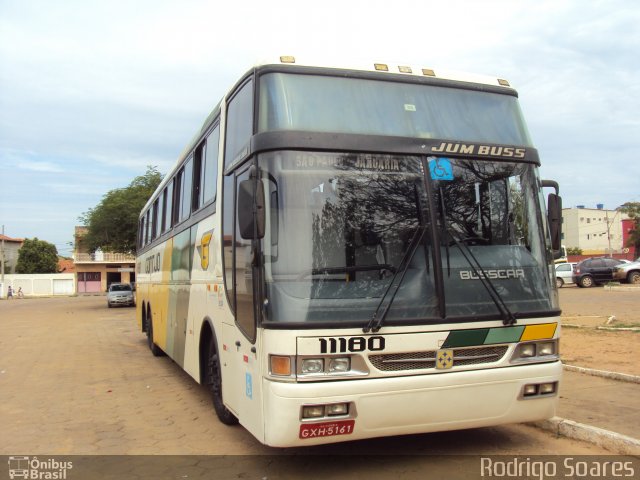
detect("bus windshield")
[260,151,557,326]
[259,72,532,146]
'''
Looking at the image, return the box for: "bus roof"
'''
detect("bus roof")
[253,56,514,90]
[141,57,517,215]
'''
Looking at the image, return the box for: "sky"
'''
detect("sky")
[1,0,638,257]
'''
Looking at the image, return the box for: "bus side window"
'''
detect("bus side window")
[225,79,254,170]
[139,216,145,249]
[165,179,174,231]
[160,187,167,233]
[151,198,159,240]
[202,125,220,205]
[173,168,183,225]
[145,210,151,246]
[193,143,204,212]
[181,156,194,221]
[234,168,257,341]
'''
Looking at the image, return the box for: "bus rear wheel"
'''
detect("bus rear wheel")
[207,338,238,426]
[146,312,164,357]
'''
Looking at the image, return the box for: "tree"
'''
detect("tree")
[618,202,640,255]
[15,238,59,273]
[80,166,163,253]
[566,247,582,255]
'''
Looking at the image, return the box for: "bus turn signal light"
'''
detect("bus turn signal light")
[271,355,292,376]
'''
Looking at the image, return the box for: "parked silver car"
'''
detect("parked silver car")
[613,261,640,284]
[555,262,577,288]
[107,283,135,308]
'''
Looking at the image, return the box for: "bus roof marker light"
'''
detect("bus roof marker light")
[398,66,412,74]
[280,56,296,64]
[422,68,436,76]
[498,78,510,86]
[374,63,389,71]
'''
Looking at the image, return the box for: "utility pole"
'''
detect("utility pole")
[606,211,612,257]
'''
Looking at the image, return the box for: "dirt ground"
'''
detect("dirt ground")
[558,285,640,376]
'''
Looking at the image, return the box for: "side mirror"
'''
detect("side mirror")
[238,177,265,240]
[547,192,562,254]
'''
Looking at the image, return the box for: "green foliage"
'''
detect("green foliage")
[15,238,59,273]
[566,246,582,255]
[618,202,640,253]
[79,166,163,253]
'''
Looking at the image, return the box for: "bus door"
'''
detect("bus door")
[221,166,264,438]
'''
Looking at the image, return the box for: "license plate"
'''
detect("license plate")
[299,420,355,439]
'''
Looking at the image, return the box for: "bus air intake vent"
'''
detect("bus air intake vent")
[368,346,509,372]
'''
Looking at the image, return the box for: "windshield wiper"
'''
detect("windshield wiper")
[363,225,426,333]
[447,230,517,326]
[436,185,516,326]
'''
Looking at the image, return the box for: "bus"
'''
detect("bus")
[554,245,568,264]
[136,57,564,447]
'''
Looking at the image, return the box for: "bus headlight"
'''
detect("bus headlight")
[520,344,536,357]
[269,354,368,381]
[511,339,559,364]
[537,342,556,356]
[301,358,324,374]
[302,405,325,418]
[326,403,349,416]
[301,402,350,420]
[328,358,350,373]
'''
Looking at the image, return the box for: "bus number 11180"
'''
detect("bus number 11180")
[319,336,385,354]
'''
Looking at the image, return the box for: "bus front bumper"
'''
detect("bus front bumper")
[261,361,562,447]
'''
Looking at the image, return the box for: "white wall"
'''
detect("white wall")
[0,273,76,298]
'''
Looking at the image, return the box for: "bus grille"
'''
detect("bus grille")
[368,345,509,372]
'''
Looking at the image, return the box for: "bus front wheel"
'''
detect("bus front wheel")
[207,338,238,426]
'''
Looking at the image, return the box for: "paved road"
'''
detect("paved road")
[0,296,618,478]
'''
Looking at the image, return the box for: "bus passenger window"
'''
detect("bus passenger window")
[139,217,145,248]
[192,144,204,212]
[165,180,174,231]
[160,187,168,233]
[173,170,183,225]
[180,157,193,221]
[151,199,159,240]
[202,125,220,205]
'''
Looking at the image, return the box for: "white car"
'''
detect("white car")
[612,261,640,284]
[555,262,577,288]
[107,283,135,308]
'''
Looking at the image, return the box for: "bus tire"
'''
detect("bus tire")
[146,311,164,357]
[207,338,238,426]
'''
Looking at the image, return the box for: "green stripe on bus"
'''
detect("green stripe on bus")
[442,328,489,348]
[483,326,525,344]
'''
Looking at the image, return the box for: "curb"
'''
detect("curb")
[531,417,640,455]
[562,323,640,332]
[563,364,640,384]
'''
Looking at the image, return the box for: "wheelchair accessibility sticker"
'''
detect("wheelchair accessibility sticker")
[428,157,454,181]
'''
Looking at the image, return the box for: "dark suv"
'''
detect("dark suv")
[572,257,625,288]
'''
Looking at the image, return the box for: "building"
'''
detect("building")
[0,234,24,274]
[621,218,638,258]
[73,226,136,292]
[562,206,629,256]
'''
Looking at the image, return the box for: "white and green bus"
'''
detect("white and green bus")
[136,57,564,447]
